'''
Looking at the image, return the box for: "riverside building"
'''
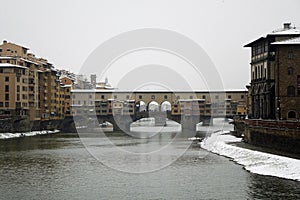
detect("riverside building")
[244,23,300,120]
[0,40,74,131]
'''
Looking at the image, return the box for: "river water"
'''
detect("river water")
[0,127,299,199]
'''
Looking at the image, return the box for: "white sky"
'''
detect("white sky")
[1,0,300,89]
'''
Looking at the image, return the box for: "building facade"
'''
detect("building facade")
[244,23,300,120]
[0,40,74,126]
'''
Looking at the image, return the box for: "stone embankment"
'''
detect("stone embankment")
[233,119,300,154]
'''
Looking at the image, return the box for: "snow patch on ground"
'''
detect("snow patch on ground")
[200,131,300,181]
[0,130,60,140]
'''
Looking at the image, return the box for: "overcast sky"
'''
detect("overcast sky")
[1,0,300,90]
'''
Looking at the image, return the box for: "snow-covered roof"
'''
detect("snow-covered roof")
[245,25,300,47]
[72,89,98,93]
[268,27,300,35]
[0,63,27,69]
[71,89,245,93]
[271,36,300,45]
[60,84,73,88]
[60,75,75,80]
[20,58,40,66]
[0,56,15,59]
[179,99,206,102]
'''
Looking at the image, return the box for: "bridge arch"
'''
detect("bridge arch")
[161,101,171,112]
[148,101,160,112]
[135,101,146,112]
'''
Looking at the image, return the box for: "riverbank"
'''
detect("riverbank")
[0,129,60,140]
[233,119,300,154]
[200,130,300,181]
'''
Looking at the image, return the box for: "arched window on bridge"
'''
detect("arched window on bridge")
[161,101,171,112]
[148,101,159,112]
[135,101,146,112]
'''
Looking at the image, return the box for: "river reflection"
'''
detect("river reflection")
[0,132,299,200]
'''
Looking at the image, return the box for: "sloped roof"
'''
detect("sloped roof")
[0,63,27,69]
[271,36,300,45]
[244,25,300,47]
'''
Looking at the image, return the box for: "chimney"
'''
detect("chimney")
[283,22,291,30]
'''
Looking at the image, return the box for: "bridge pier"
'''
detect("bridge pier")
[149,111,167,126]
[181,115,200,136]
[202,116,213,126]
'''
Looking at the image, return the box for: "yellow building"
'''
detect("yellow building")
[0,40,73,126]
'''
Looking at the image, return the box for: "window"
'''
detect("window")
[177,96,180,99]
[126,95,130,99]
[5,77,9,82]
[89,95,92,98]
[5,94,9,101]
[0,48,2,52]
[190,96,193,99]
[215,95,219,99]
[0,102,3,107]
[241,95,244,99]
[288,67,293,75]
[228,95,231,99]
[264,68,267,78]
[139,95,142,99]
[287,86,295,97]
[5,85,9,92]
[114,95,117,99]
[288,111,296,118]
[5,102,9,107]
[101,95,105,99]
[264,42,268,52]
[151,95,155,100]
[202,95,206,99]
[164,95,168,99]
[288,52,293,59]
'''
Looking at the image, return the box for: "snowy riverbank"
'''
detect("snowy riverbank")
[200,130,300,181]
[0,130,60,140]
